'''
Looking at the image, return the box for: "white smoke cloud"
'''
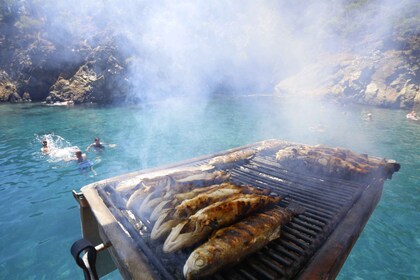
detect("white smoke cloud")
[22,0,418,103]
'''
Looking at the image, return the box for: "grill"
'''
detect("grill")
[73,140,400,280]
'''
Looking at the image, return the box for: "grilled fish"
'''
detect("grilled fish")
[208,149,256,167]
[149,184,231,222]
[114,177,143,192]
[137,176,174,215]
[151,184,234,239]
[256,140,287,155]
[174,183,272,219]
[151,183,266,239]
[142,171,230,218]
[175,171,230,188]
[163,193,281,253]
[151,208,184,240]
[115,164,214,192]
[125,181,155,209]
[183,204,304,279]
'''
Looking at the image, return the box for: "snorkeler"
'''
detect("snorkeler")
[86,137,116,152]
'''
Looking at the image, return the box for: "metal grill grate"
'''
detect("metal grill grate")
[95,151,375,280]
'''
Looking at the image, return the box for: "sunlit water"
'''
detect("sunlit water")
[0,96,418,279]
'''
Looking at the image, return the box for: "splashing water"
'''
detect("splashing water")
[35,133,79,162]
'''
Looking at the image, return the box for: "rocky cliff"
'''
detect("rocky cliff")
[0,1,419,108]
[275,35,419,109]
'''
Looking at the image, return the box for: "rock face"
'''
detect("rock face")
[275,36,420,109]
[0,71,22,102]
[48,45,128,104]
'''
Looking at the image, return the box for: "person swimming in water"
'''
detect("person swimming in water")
[406,110,418,121]
[73,150,96,175]
[86,137,116,152]
[86,137,105,151]
[74,150,88,163]
[42,140,49,154]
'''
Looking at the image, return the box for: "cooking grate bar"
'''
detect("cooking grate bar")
[258,254,286,277]
[282,234,310,251]
[248,161,360,200]
[246,260,278,280]
[294,216,325,230]
[265,249,293,266]
[292,218,322,233]
[230,170,340,216]
[235,165,352,206]
[278,239,305,255]
[232,164,349,202]
[283,225,315,243]
[238,268,260,280]
[271,243,300,262]
[252,157,362,190]
[230,175,336,232]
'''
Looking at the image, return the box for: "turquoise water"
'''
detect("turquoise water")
[0,96,418,279]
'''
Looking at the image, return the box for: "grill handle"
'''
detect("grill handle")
[71,239,109,280]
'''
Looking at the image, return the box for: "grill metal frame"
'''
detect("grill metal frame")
[78,140,393,279]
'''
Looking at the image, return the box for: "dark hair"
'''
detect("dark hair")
[95,138,99,141]
[75,151,82,156]
[43,140,47,145]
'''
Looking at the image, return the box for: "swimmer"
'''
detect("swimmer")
[86,137,116,152]
[73,150,96,175]
[406,111,418,121]
[367,113,372,121]
[42,140,49,154]
[74,150,88,163]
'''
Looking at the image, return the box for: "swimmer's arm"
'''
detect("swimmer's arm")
[86,143,93,152]
[101,142,116,148]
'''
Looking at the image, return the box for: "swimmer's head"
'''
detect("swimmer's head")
[43,140,48,146]
[75,151,82,157]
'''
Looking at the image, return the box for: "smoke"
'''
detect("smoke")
[12,0,417,103]
[122,1,308,102]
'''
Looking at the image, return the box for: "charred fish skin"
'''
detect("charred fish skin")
[151,184,246,239]
[163,194,282,253]
[183,206,301,279]
[174,183,273,219]
[149,184,227,222]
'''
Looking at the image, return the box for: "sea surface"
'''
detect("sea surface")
[0,96,418,279]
